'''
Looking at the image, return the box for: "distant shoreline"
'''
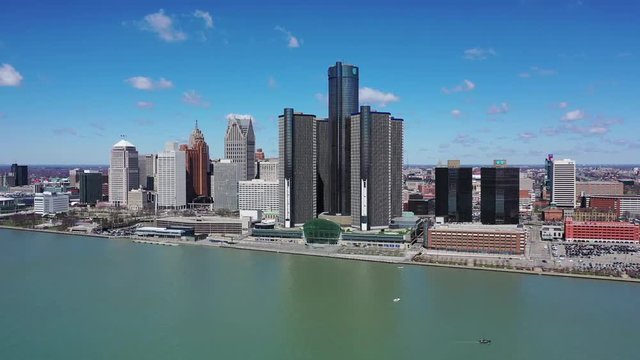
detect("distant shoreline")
[1,225,639,284]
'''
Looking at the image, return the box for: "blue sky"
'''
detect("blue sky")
[1,0,639,165]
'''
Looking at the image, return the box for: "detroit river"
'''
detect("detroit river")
[1,229,639,360]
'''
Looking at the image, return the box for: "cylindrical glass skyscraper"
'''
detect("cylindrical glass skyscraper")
[328,61,359,215]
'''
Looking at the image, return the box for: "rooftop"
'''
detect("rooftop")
[431,223,525,233]
[158,216,242,224]
[112,139,135,148]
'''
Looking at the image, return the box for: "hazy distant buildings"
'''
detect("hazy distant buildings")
[181,121,211,202]
[213,160,241,211]
[79,170,103,204]
[279,108,317,227]
[239,179,279,213]
[552,159,576,208]
[156,142,186,209]
[349,106,403,230]
[108,139,139,207]
[224,115,256,181]
[481,160,520,225]
[576,181,623,201]
[69,168,81,188]
[435,160,472,222]
[34,192,69,215]
[327,61,359,215]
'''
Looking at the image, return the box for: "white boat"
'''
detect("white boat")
[393,298,401,302]
[397,266,404,269]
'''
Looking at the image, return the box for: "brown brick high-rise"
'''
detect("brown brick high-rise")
[181,121,211,202]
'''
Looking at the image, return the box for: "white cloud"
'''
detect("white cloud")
[140,9,187,42]
[557,101,569,108]
[268,76,277,89]
[0,63,23,86]
[274,26,301,48]
[125,76,173,90]
[451,109,462,118]
[136,101,154,109]
[442,79,475,94]
[226,113,254,122]
[194,10,213,28]
[487,103,509,115]
[520,66,557,78]
[359,87,400,107]
[463,47,496,60]
[562,109,585,121]
[519,132,536,141]
[183,90,210,107]
[587,126,608,134]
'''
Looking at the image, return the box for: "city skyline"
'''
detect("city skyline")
[1,0,639,165]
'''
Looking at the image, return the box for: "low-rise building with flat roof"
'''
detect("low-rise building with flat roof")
[427,223,526,255]
[564,218,639,244]
[156,216,249,235]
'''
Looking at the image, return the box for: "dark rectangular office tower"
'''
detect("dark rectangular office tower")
[315,118,330,215]
[481,166,520,224]
[350,106,403,230]
[278,108,317,227]
[79,171,104,204]
[328,61,359,215]
[435,166,472,222]
[10,163,28,186]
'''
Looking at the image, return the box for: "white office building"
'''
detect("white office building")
[34,192,70,215]
[552,159,576,208]
[109,139,139,207]
[156,142,187,209]
[256,160,278,182]
[239,179,279,213]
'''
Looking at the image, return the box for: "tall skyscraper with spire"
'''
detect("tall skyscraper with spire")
[328,61,359,215]
[224,115,256,181]
[180,120,211,202]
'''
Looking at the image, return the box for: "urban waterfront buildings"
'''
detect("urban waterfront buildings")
[181,121,211,202]
[224,115,256,181]
[481,161,520,225]
[551,158,576,208]
[34,192,69,215]
[327,61,359,215]
[427,223,526,255]
[213,160,241,211]
[79,170,103,204]
[349,106,403,230]
[156,142,186,209]
[127,188,154,211]
[278,108,317,227]
[239,179,279,213]
[435,160,472,222]
[108,139,139,207]
[565,218,640,243]
[586,195,640,218]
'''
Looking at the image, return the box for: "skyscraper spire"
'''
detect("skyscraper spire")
[195,119,198,130]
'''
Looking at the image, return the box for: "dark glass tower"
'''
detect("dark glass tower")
[435,166,472,222]
[328,62,359,215]
[481,166,520,224]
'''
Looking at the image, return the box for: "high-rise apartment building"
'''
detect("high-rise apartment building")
[213,159,241,211]
[349,106,403,230]
[435,161,473,222]
[327,61,359,215]
[181,121,211,202]
[238,179,279,213]
[278,108,317,227]
[108,139,139,206]
[156,142,186,209]
[552,159,576,208]
[79,170,103,204]
[481,161,520,224]
[224,115,256,180]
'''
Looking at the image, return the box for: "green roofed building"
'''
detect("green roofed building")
[303,218,341,244]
